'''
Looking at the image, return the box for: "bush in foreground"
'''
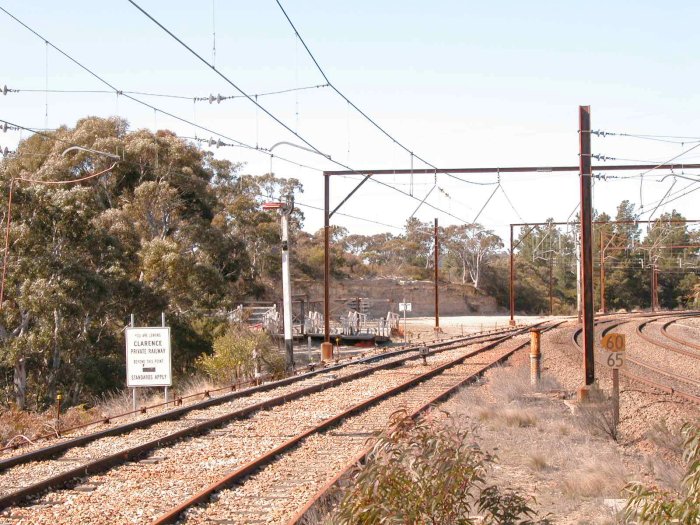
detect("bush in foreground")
[624,422,700,524]
[331,410,552,525]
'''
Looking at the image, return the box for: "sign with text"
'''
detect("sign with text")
[399,302,412,312]
[601,333,625,369]
[126,327,172,387]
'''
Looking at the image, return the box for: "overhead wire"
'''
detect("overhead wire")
[272,0,498,188]
[122,1,475,226]
[3,83,331,103]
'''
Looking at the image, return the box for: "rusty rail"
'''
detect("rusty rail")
[285,321,565,525]
[150,322,552,525]
[0,327,527,511]
[570,314,700,404]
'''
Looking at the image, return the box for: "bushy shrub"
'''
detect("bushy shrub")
[195,324,282,384]
[624,422,700,524]
[331,410,552,525]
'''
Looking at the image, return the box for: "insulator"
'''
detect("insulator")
[2,85,7,96]
[208,94,215,104]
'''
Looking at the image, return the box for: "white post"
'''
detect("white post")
[576,232,582,322]
[162,312,168,405]
[402,297,407,343]
[281,197,294,372]
[130,313,137,412]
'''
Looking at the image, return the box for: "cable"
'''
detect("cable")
[296,201,404,231]
[123,1,475,225]
[0,7,330,175]
[498,183,525,223]
[592,129,700,145]
[1,117,323,174]
[272,0,495,188]
[3,83,330,103]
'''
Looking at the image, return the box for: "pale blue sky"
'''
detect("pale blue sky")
[2,1,700,240]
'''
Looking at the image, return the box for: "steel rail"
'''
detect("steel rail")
[0,328,526,511]
[0,327,517,468]
[285,322,565,525]
[636,316,700,360]
[150,322,551,525]
[570,314,700,404]
[661,318,700,352]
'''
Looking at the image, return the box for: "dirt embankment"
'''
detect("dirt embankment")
[294,277,499,318]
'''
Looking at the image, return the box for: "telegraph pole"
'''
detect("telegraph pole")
[579,105,595,392]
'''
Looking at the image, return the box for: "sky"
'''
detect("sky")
[1,0,700,243]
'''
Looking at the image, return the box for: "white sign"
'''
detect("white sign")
[126,327,172,387]
[399,302,412,312]
[601,333,625,369]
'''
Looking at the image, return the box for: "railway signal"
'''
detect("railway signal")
[263,194,295,372]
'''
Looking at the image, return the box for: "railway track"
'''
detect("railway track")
[0,327,516,463]
[0,323,542,525]
[155,320,563,525]
[571,313,700,404]
[636,314,700,360]
[660,317,700,352]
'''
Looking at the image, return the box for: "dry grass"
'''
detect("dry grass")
[527,453,549,472]
[477,406,537,428]
[561,457,629,498]
[486,363,561,403]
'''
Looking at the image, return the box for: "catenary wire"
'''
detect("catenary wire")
[272,0,497,188]
[3,83,330,102]
[122,1,476,225]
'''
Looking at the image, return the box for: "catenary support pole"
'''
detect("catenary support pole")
[434,218,440,332]
[509,224,515,326]
[549,252,553,316]
[323,173,330,343]
[600,230,606,314]
[579,105,595,391]
[281,195,295,372]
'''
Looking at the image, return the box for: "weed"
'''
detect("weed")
[561,457,629,498]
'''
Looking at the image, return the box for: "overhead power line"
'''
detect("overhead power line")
[2,83,329,103]
[0,7,334,175]
[272,0,496,188]
[592,129,700,145]
[123,1,475,225]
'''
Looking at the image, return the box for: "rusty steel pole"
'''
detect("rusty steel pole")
[549,253,553,316]
[579,105,595,388]
[509,224,515,326]
[323,173,330,343]
[434,218,440,332]
[600,230,606,314]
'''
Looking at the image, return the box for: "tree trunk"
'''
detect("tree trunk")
[13,357,27,410]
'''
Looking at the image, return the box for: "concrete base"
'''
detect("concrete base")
[577,385,592,403]
[321,342,333,361]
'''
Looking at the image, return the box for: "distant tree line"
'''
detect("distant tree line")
[1,117,697,411]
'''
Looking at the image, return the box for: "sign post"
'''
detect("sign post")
[399,300,412,343]
[601,333,625,430]
[126,322,172,413]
